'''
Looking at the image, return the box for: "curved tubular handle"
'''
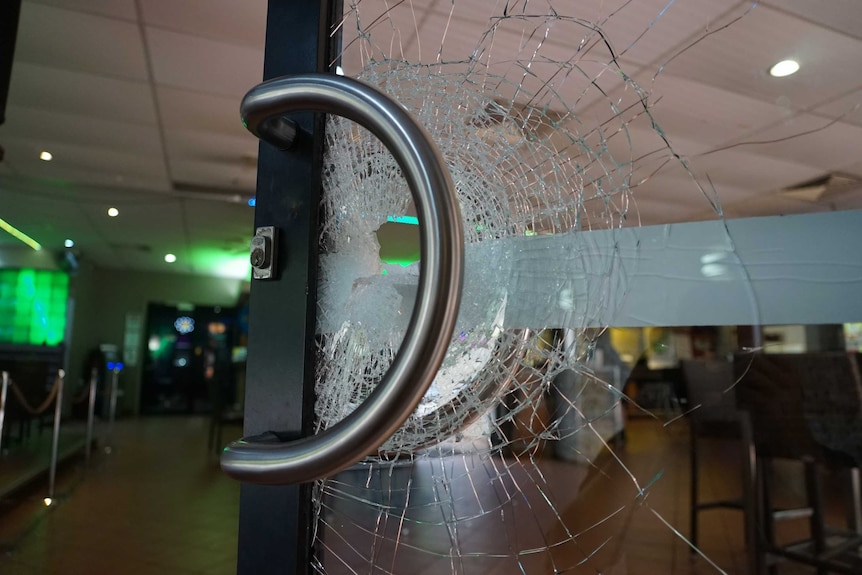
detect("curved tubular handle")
[221,74,464,484]
[391,329,531,455]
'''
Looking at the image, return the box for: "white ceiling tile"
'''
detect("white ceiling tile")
[762,0,862,42]
[811,87,862,128]
[417,0,743,66]
[728,114,862,173]
[0,173,159,202]
[0,137,170,187]
[0,186,90,250]
[16,2,148,81]
[655,147,827,194]
[345,8,647,111]
[717,191,862,221]
[5,1,862,278]
[1,106,163,157]
[660,4,862,111]
[0,237,23,249]
[624,196,706,226]
[184,200,253,244]
[340,9,481,71]
[140,0,266,49]
[629,169,855,224]
[169,158,257,193]
[630,174,729,210]
[156,87,247,137]
[156,199,250,276]
[585,121,713,176]
[26,0,137,21]
[146,27,264,97]
[7,63,157,125]
[558,0,747,66]
[647,74,797,147]
[89,200,186,246]
[40,169,174,193]
[163,129,257,167]
[839,159,862,179]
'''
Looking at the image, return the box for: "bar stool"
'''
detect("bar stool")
[681,359,754,570]
[735,352,862,575]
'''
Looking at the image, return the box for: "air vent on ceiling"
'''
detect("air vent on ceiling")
[779,173,862,203]
[472,101,568,145]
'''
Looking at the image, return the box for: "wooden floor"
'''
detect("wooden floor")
[0,422,88,503]
[0,416,848,574]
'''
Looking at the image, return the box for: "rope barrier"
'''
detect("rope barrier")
[8,374,62,415]
[0,370,66,501]
[72,382,91,405]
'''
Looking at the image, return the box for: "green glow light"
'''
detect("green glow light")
[380,258,418,267]
[190,249,252,280]
[0,217,42,251]
[0,269,68,346]
[386,215,419,225]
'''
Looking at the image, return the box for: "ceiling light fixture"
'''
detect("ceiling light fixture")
[39,151,53,161]
[107,207,119,217]
[64,239,74,248]
[769,59,799,78]
[164,253,177,263]
[0,216,42,250]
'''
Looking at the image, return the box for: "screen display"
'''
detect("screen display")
[0,269,69,346]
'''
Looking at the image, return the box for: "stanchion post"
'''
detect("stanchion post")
[848,467,862,534]
[48,369,65,500]
[85,367,98,464]
[0,371,9,456]
[106,365,120,453]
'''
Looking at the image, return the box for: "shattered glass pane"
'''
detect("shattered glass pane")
[307,1,858,573]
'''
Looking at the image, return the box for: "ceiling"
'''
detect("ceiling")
[1,0,861,278]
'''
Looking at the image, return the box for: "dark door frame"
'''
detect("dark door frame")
[237,2,341,573]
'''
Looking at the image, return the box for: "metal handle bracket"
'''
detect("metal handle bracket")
[221,73,464,484]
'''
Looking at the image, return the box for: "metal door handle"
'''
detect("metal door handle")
[221,74,464,484]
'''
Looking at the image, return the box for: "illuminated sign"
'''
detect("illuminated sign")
[174,316,195,334]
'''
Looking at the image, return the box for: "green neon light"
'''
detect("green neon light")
[0,269,68,345]
[380,258,418,267]
[386,215,419,225]
[0,217,42,250]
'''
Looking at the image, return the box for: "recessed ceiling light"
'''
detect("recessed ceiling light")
[107,207,119,217]
[769,59,799,78]
[39,151,53,161]
[64,239,74,248]
[164,253,177,263]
